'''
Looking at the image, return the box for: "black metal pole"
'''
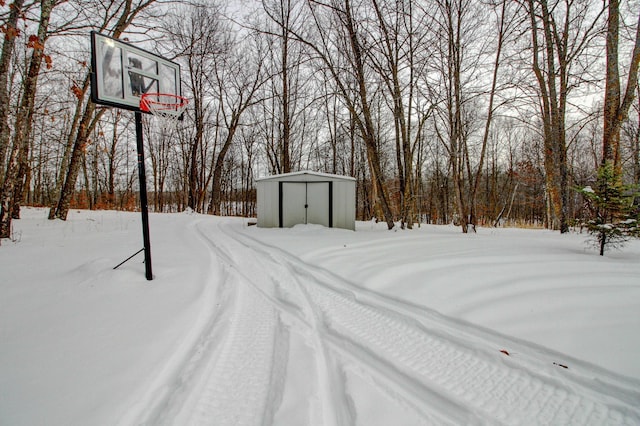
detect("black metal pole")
[113,248,145,271]
[135,111,153,280]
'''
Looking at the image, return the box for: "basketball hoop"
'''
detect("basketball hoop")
[140,93,188,130]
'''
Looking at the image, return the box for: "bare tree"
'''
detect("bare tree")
[260,0,314,176]
[262,0,293,173]
[165,2,228,212]
[285,0,395,228]
[207,30,269,215]
[430,0,488,233]
[49,0,157,221]
[366,0,418,228]
[467,0,520,231]
[524,0,605,232]
[1,0,57,238]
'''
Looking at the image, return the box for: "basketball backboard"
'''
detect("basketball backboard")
[90,31,182,114]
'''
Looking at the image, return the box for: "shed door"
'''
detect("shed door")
[281,182,330,227]
[306,182,329,226]
[282,183,306,227]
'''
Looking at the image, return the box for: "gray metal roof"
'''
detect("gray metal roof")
[255,170,356,182]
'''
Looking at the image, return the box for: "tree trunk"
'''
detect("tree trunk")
[370,0,414,229]
[209,115,239,215]
[440,0,470,233]
[526,0,571,232]
[470,0,508,231]
[48,73,90,218]
[344,0,394,229]
[634,92,640,187]
[280,0,291,174]
[602,0,640,168]
[1,0,55,238]
[11,134,31,219]
[0,0,26,189]
[51,103,105,220]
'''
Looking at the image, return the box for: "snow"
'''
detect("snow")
[1,207,639,425]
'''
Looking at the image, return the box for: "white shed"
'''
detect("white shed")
[256,171,356,230]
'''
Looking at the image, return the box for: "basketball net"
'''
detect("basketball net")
[140,93,188,135]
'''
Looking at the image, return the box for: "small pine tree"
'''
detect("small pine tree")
[578,162,639,256]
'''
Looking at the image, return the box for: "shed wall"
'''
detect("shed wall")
[332,181,356,230]
[256,180,278,228]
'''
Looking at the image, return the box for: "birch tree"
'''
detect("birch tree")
[1,0,56,238]
[0,0,28,186]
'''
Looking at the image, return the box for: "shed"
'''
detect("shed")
[256,171,356,230]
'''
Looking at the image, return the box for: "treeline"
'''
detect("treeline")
[1,0,639,238]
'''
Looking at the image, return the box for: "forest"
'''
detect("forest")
[0,0,639,239]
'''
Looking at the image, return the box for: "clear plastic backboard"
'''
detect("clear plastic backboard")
[90,31,182,114]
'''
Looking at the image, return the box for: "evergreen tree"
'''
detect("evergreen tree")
[578,162,639,255]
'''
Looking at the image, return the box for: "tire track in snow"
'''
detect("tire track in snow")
[203,220,353,426]
[184,282,280,426]
[177,223,284,426]
[209,219,453,424]
[134,219,285,426]
[301,279,637,425]
[216,223,477,424]
[292,273,359,426]
[223,222,640,425]
[119,218,234,426]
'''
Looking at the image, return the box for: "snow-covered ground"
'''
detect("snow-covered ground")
[1,208,639,425]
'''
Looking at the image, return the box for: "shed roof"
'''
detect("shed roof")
[255,170,356,182]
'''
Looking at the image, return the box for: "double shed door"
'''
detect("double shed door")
[281,182,331,227]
